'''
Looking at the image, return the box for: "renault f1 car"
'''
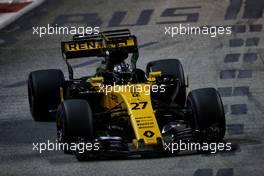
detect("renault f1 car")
[28,29,226,160]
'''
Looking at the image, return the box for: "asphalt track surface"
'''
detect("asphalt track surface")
[0,0,264,175]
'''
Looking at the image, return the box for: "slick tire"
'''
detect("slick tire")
[187,88,226,142]
[56,99,94,158]
[146,59,186,106]
[28,69,64,121]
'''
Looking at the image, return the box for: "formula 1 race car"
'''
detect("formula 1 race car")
[28,29,226,160]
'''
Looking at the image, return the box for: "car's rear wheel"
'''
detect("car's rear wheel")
[146,59,186,106]
[28,69,64,121]
[56,99,94,160]
[187,88,226,142]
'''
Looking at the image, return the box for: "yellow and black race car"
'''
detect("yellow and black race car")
[27,29,226,160]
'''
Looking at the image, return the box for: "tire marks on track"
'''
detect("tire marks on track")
[219,2,263,136]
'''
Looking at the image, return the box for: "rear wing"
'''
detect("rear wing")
[61,29,138,59]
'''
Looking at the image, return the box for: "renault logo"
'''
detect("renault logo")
[143,130,154,138]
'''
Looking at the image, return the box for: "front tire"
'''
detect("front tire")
[56,99,94,160]
[187,88,226,142]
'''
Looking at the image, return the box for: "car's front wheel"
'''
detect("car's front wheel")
[187,88,226,142]
[56,99,94,160]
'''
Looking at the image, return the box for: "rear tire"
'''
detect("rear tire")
[28,69,64,121]
[146,59,186,106]
[187,88,226,142]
